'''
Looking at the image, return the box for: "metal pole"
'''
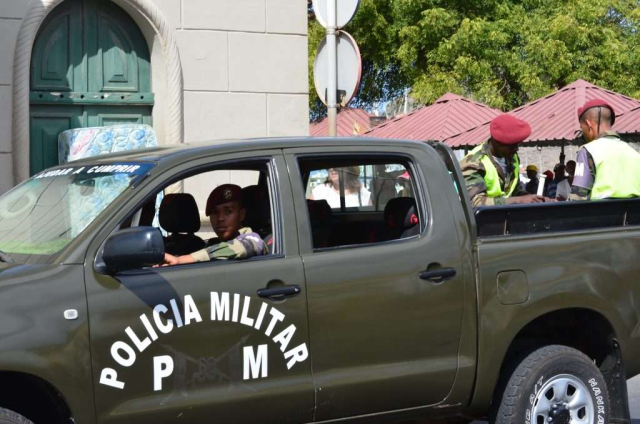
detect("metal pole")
[327,0,337,137]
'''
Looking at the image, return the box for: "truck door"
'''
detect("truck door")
[84,153,313,423]
[285,146,466,421]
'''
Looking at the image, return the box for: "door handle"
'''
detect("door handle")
[257,285,301,301]
[419,268,457,283]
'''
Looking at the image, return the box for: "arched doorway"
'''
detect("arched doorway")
[29,0,153,175]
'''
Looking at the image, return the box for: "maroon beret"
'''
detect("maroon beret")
[577,99,616,125]
[490,114,531,145]
[205,184,243,216]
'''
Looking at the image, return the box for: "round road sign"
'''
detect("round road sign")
[313,31,362,108]
[312,0,360,29]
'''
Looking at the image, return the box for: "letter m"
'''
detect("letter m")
[211,292,230,321]
[243,345,268,380]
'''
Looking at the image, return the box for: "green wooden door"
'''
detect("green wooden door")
[30,0,153,175]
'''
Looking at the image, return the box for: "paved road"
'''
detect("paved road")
[628,375,640,422]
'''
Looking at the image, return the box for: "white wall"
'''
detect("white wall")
[175,0,309,142]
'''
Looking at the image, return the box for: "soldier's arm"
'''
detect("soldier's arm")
[460,158,505,207]
[569,150,595,201]
[511,177,528,197]
[569,187,590,201]
[190,231,267,262]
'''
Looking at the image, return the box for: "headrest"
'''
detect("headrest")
[242,185,271,230]
[159,193,200,234]
[384,197,419,230]
[307,199,332,248]
[307,199,332,222]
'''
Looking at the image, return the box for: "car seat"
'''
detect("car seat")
[306,199,332,248]
[159,193,205,256]
[382,197,420,241]
[242,185,274,253]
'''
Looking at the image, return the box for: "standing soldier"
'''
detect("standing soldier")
[571,99,640,200]
[460,114,546,207]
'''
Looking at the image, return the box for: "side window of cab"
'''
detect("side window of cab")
[299,157,424,250]
[119,160,279,267]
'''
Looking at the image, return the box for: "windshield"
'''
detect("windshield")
[0,163,154,263]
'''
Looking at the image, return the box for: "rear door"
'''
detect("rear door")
[285,145,466,421]
[84,152,313,423]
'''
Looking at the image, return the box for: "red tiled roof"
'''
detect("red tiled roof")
[444,79,640,148]
[614,106,640,135]
[310,108,373,137]
[362,93,501,141]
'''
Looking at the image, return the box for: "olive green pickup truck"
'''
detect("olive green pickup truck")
[0,138,637,424]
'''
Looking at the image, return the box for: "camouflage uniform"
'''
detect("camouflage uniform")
[459,142,527,207]
[190,227,267,262]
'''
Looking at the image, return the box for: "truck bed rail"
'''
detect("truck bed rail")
[475,198,640,237]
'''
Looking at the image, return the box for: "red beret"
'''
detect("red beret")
[577,99,616,125]
[489,114,532,145]
[205,184,244,216]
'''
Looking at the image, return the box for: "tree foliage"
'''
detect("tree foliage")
[308,0,640,120]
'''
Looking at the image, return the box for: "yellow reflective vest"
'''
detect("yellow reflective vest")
[583,136,640,199]
[468,144,520,198]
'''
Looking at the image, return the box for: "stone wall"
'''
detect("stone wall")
[178,0,309,142]
[0,4,24,194]
[518,145,581,174]
[0,0,309,194]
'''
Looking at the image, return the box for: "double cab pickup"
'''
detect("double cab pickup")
[0,138,637,424]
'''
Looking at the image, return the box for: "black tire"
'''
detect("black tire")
[0,408,32,424]
[493,345,609,424]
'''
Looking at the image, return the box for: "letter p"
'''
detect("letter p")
[99,368,125,389]
[153,355,174,391]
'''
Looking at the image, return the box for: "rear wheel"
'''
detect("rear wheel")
[493,345,609,424]
[0,408,33,424]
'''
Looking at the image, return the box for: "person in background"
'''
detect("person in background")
[542,170,554,196]
[525,164,539,194]
[396,171,412,197]
[460,114,546,207]
[310,166,372,208]
[566,160,576,184]
[571,99,640,200]
[546,163,566,199]
[556,160,575,201]
[160,184,267,265]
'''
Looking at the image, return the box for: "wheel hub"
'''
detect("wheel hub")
[549,404,571,424]
[532,374,595,424]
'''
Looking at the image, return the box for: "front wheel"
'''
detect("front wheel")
[0,408,33,424]
[493,345,609,424]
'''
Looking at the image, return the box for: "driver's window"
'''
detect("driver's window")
[124,162,276,265]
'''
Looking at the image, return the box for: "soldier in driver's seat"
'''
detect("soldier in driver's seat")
[160,184,267,266]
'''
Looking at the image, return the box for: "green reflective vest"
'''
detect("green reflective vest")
[468,144,520,198]
[583,136,640,199]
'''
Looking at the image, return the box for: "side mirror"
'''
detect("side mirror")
[101,227,165,274]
